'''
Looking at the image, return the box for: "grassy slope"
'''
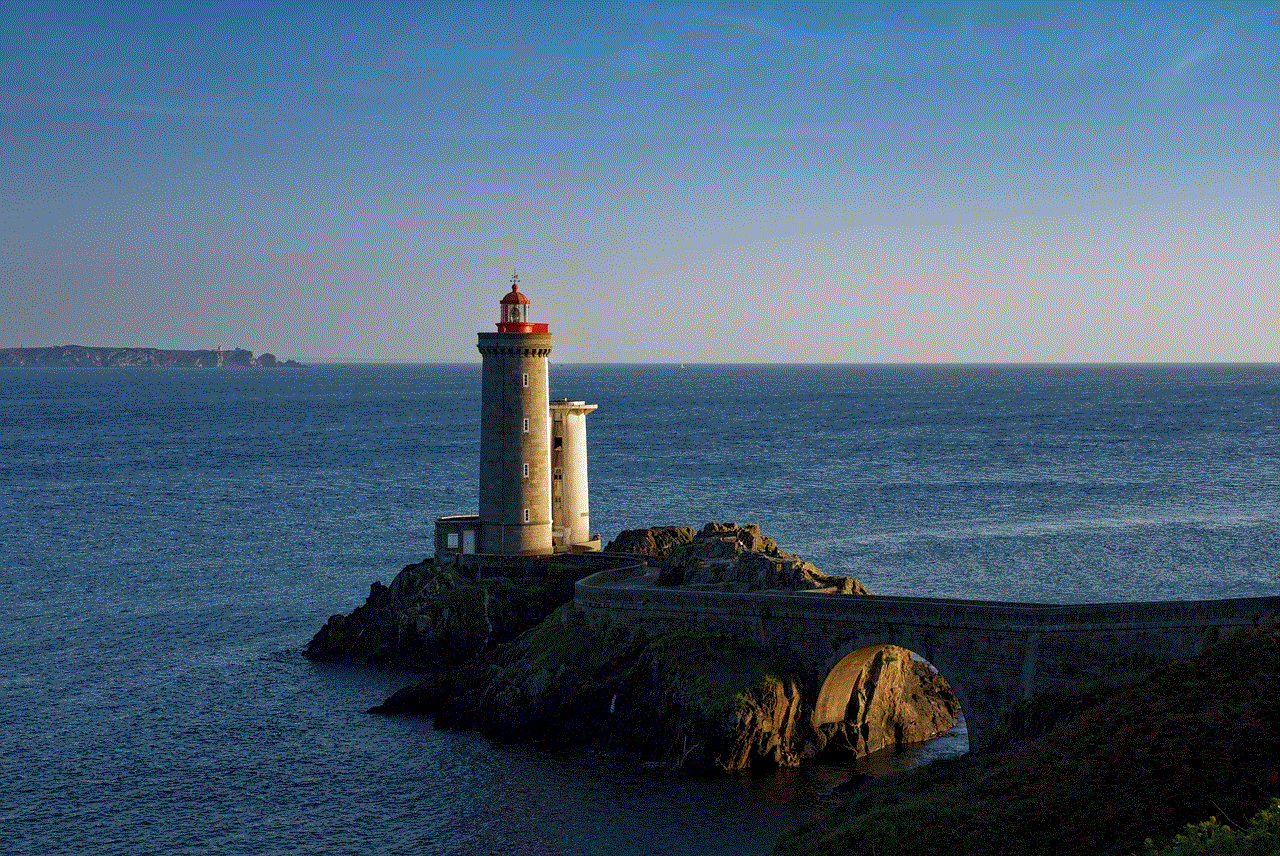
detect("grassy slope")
[775,624,1280,856]
[492,608,803,718]
[427,606,815,771]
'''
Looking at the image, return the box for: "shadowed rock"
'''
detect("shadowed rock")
[312,524,957,773]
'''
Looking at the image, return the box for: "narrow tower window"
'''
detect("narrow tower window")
[523,462,529,478]
[522,373,529,388]
[523,418,529,433]
[523,508,530,523]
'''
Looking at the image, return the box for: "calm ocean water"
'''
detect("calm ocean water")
[3,363,1277,855]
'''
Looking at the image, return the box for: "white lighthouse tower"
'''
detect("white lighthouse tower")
[435,274,599,559]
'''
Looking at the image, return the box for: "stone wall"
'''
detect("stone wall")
[574,568,1280,751]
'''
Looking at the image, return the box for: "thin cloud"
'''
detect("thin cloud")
[721,11,882,67]
[1150,3,1267,101]
[1155,29,1221,97]
[1,90,247,121]
[722,13,796,46]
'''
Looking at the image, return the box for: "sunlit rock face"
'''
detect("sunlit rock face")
[653,522,870,594]
[717,651,959,770]
[812,645,960,758]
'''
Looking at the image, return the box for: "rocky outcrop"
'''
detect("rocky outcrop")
[377,608,958,773]
[655,522,869,594]
[603,525,697,556]
[815,647,960,758]
[720,653,958,768]
[337,523,957,773]
[305,563,487,668]
[601,524,696,557]
[0,345,302,367]
[304,557,582,668]
[385,614,822,769]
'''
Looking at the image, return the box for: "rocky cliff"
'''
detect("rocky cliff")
[648,521,869,593]
[603,525,698,556]
[305,556,582,668]
[0,345,302,367]
[374,605,957,773]
[309,524,959,774]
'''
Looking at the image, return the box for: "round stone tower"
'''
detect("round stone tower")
[476,275,554,555]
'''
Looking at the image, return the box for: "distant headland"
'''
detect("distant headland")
[0,345,303,368]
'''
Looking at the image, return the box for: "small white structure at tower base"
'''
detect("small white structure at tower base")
[550,399,600,552]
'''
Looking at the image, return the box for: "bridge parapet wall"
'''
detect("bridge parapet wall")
[575,569,1277,636]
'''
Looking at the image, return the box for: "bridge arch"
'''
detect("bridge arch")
[814,638,972,755]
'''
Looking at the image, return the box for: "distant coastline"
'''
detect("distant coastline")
[0,345,303,368]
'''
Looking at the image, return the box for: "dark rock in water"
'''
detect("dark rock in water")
[424,608,821,770]
[368,677,447,715]
[654,522,870,594]
[834,773,873,792]
[304,556,582,668]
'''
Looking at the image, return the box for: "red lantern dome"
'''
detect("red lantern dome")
[496,273,548,333]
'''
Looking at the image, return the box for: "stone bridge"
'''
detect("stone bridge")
[574,564,1280,753]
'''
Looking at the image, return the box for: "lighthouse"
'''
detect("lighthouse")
[476,275,554,555]
[435,274,599,558]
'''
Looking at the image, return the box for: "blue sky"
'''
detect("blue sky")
[3,1,1277,362]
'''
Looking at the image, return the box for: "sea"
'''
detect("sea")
[2,363,1277,856]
